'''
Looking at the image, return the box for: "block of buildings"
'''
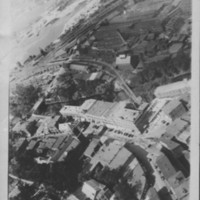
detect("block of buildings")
[88,139,133,171]
[162,99,187,121]
[26,134,80,163]
[148,152,189,200]
[154,80,190,99]
[35,115,61,136]
[60,99,141,139]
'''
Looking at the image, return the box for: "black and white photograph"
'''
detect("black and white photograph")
[0,0,199,200]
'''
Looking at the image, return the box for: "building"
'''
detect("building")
[35,115,61,136]
[164,117,190,146]
[14,138,28,153]
[88,139,133,171]
[116,54,131,67]
[146,187,161,200]
[26,134,80,163]
[88,72,103,81]
[69,63,88,72]
[169,43,183,54]
[148,152,189,200]
[154,79,190,99]
[83,138,102,158]
[60,99,141,139]
[159,138,184,158]
[137,98,172,136]
[95,187,113,200]
[162,99,187,121]
[81,179,112,200]
[123,157,146,189]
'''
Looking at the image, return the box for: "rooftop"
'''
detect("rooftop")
[160,138,180,151]
[156,154,177,179]
[146,187,161,200]
[116,55,131,65]
[162,99,183,115]
[154,80,191,97]
[84,179,105,191]
[168,171,189,199]
[87,101,114,117]
[83,138,101,158]
[90,139,132,169]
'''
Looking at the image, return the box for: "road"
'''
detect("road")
[125,143,156,200]
[9,174,34,185]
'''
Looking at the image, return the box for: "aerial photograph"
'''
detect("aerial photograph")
[7,0,193,200]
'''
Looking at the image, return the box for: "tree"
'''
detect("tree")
[114,179,141,200]
[10,84,42,118]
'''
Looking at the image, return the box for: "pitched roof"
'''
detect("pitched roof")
[83,138,100,158]
[156,154,177,179]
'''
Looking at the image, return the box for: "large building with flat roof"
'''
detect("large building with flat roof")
[154,80,190,99]
[60,99,141,139]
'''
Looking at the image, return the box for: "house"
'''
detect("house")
[116,54,132,68]
[168,171,189,200]
[35,115,61,136]
[81,179,107,200]
[159,138,184,158]
[88,72,103,81]
[162,99,187,121]
[165,118,190,138]
[145,187,161,200]
[154,79,191,99]
[83,138,102,158]
[95,187,113,200]
[123,157,146,189]
[14,138,28,153]
[70,63,88,73]
[29,134,80,163]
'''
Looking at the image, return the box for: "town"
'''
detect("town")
[9,0,191,200]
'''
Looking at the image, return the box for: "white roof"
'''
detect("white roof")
[154,80,190,95]
[116,55,131,65]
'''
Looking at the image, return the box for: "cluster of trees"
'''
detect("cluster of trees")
[114,179,141,200]
[55,68,116,103]
[10,84,42,118]
[130,52,191,101]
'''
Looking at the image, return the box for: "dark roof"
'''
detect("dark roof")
[51,136,79,162]
[160,138,180,150]
[26,140,38,150]
[83,138,100,158]
[52,135,68,149]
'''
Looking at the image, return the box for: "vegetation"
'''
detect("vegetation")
[114,179,141,200]
[130,52,191,102]
[10,84,42,118]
